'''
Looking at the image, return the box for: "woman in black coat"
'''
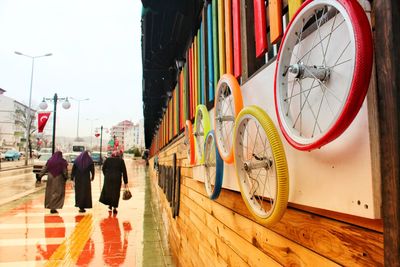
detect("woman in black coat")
[99,150,128,214]
[71,151,95,213]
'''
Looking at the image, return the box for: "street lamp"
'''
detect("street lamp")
[39,94,71,154]
[70,97,89,141]
[15,51,52,165]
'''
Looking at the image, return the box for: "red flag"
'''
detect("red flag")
[38,112,51,133]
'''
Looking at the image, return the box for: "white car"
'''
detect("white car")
[33,153,52,182]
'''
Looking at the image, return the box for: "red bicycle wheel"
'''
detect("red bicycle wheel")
[274,0,373,150]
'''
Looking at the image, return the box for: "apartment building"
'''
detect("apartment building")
[0,88,35,150]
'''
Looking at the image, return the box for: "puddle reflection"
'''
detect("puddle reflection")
[100,214,132,266]
[75,215,95,266]
[36,215,65,260]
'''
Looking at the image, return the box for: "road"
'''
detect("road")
[0,166,41,206]
[0,159,33,170]
[0,158,174,266]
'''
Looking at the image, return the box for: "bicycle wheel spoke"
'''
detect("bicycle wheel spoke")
[284,82,320,102]
[297,18,345,63]
[329,58,352,68]
[293,19,305,63]
[312,83,328,136]
[323,9,339,66]
[292,79,323,135]
[333,40,351,68]
[314,9,328,66]
[285,78,298,116]
[305,8,327,65]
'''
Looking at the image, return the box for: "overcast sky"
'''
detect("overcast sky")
[0,0,143,138]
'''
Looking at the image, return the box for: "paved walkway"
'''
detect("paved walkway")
[0,159,174,266]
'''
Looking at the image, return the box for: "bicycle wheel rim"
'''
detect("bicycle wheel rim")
[274,0,372,150]
[214,74,243,163]
[234,105,289,226]
[204,130,224,200]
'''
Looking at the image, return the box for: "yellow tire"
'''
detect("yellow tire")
[233,105,289,226]
[194,104,211,164]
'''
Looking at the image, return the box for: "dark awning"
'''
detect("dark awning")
[141,0,204,148]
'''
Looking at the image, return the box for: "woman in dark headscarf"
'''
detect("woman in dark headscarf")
[71,150,95,213]
[99,150,128,214]
[39,151,68,214]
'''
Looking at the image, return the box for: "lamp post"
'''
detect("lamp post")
[70,97,89,141]
[39,94,71,154]
[15,51,52,165]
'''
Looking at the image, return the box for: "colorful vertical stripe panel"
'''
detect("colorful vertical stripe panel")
[269,0,283,44]
[179,71,184,130]
[188,47,194,119]
[199,25,204,105]
[183,62,189,122]
[193,36,198,108]
[212,0,219,91]
[174,89,178,136]
[169,99,172,141]
[179,70,186,130]
[253,0,268,57]
[232,0,242,78]
[224,0,233,74]
[201,12,207,105]
[218,0,226,76]
[207,3,214,103]
[288,0,303,20]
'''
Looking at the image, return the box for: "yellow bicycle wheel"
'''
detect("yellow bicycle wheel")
[233,105,289,226]
[194,104,211,164]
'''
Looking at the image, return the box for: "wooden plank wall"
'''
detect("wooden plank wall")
[148,136,384,267]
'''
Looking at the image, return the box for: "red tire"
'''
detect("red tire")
[274,0,373,150]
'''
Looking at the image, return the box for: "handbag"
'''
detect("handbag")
[122,184,132,200]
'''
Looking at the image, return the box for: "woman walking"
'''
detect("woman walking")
[71,150,95,213]
[38,151,68,214]
[99,150,128,214]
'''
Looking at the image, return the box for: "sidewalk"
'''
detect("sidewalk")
[0,159,174,267]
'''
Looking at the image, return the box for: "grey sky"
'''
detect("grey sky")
[0,0,143,138]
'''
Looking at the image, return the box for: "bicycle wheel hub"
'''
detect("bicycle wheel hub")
[289,63,330,81]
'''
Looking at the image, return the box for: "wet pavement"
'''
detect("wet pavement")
[0,159,174,267]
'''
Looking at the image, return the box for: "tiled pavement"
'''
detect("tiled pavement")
[0,159,174,267]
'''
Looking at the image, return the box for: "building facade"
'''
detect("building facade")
[124,119,145,151]
[110,120,133,151]
[0,88,35,151]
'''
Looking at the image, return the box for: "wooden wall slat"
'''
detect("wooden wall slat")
[182,176,383,266]
[183,182,341,266]
[151,132,384,267]
[373,0,400,265]
[180,193,281,267]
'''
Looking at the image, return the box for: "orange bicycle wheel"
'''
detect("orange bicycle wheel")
[214,74,243,163]
[184,120,195,165]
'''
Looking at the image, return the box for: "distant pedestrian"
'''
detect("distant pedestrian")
[38,151,68,214]
[99,150,128,214]
[71,150,95,213]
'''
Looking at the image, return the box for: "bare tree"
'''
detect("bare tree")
[14,107,36,158]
